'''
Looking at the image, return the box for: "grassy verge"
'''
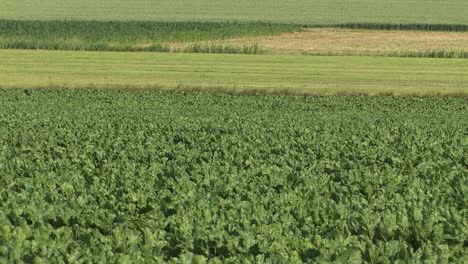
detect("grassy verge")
[1,50,467,97]
[331,23,468,32]
[180,44,266,54]
[303,50,468,59]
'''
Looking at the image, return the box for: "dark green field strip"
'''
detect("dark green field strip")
[0,20,299,52]
[0,89,466,262]
[1,50,467,96]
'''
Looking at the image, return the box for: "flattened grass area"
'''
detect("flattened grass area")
[2,0,468,25]
[1,50,467,97]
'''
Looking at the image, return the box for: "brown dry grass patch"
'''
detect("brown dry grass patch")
[170,28,468,55]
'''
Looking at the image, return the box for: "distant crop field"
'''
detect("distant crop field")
[0,89,466,262]
[1,50,467,97]
[1,0,468,25]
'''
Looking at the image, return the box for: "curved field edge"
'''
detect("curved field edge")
[0,50,467,98]
[0,89,466,262]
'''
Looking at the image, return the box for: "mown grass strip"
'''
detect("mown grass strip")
[1,50,467,97]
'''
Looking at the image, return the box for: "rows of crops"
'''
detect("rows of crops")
[2,0,468,25]
[0,89,466,262]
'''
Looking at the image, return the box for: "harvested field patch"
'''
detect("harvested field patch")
[193,28,468,56]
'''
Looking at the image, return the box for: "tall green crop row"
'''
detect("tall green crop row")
[0,90,467,263]
[0,20,298,52]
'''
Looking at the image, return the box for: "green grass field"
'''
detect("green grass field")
[2,0,468,25]
[1,50,467,97]
[1,89,466,263]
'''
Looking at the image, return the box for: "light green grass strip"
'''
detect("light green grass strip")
[1,50,467,97]
[1,0,468,25]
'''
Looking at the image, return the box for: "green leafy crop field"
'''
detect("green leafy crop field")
[0,90,466,262]
[1,0,468,25]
